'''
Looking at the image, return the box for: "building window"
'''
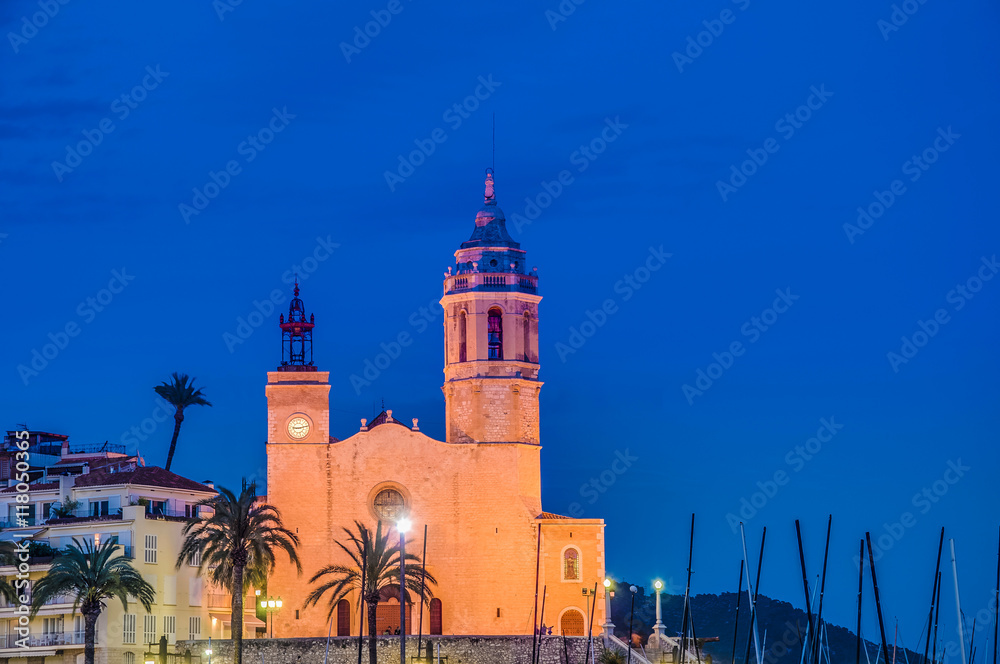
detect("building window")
[143,614,156,645]
[458,311,467,363]
[90,500,110,517]
[188,616,201,639]
[124,653,136,664]
[560,609,585,636]
[43,617,63,635]
[488,308,503,360]
[74,616,85,643]
[429,598,442,635]
[336,599,351,637]
[522,312,531,362]
[563,548,580,581]
[188,549,202,567]
[144,535,157,564]
[373,488,405,521]
[123,614,136,644]
[163,616,176,644]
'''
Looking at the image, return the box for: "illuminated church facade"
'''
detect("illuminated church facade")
[266,171,608,638]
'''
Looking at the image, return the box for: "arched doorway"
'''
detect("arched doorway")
[429,598,442,635]
[336,599,351,636]
[375,585,412,635]
[560,609,585,636]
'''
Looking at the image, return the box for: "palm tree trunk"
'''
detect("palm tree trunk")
[367,599,379,664]
[84,607,100,664]
[164,408,184,472]
[232,564,245,664]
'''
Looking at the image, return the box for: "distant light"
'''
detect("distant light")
[267,599,275,608]
[276,598,283,609]
[397,518,412,533]
[146,659,155,664]
[603,578,611,588]
[205,650,213,656]
[630,585,637,593]
[255,589,261,596]
[654,580,663,590]
[211,617,217,626]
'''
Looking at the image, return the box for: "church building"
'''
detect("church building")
[266,170,608,638]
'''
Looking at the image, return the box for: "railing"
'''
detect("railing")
[144,509,192,519]
[0,632,86,648]
[42,593,74,605]
[444,273,538,294]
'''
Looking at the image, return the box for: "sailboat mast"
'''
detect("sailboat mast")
[796,521,815,664]
[732,560,744,664]
[924,528,945,664]
[951,539,968,664]
[866,532,890,664]
[680,514,695,664]
[814,516,833,664]
[857,539,865,664]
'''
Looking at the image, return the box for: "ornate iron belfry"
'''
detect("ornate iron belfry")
[278,280,316,372]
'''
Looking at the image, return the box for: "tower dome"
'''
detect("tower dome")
[462,169,518,249]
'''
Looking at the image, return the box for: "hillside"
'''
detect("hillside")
[607,588,919,664]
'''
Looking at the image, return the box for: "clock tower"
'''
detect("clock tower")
[265,282,331,446]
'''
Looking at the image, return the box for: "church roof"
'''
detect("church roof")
[367,409,409,429]
[537,511,572,520]
[460,169,520,250]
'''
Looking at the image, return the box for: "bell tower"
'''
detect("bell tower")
[266,281,330,446]
[441,169,542,444]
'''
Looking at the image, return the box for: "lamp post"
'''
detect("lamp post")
[206,636,212,664]
[602,578,616,641]
[397,518,412,664]
[651,580,667,647]
[627,585,637,664]
[265,596,283,638]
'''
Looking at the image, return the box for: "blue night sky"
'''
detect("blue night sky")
[2,0,998,653]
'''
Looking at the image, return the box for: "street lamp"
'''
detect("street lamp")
[397,518,411,664]
[206,636,212,664]
[627,585,637,664]
[602,578,616,640]
[264,596,282,638]
[652,580,667,646]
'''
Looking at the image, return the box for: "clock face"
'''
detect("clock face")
[287,417,310,440]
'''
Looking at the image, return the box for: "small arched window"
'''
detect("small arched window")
[563,548,580,581]
[488,308,503,360]
[429,598,443,635]
[458,310,467,363]
[523,312,532,362]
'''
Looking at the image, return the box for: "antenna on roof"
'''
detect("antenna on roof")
[492,113,495,172]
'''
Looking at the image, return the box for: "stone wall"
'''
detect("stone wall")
[179,635,612,664]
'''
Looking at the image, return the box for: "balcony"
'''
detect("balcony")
[0,632,86,649]
[444,272,538,294]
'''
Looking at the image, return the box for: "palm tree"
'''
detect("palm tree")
[305,520,437,664]
[177,480,300,664]
[30,537,154,664]
[154,372,212,471]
